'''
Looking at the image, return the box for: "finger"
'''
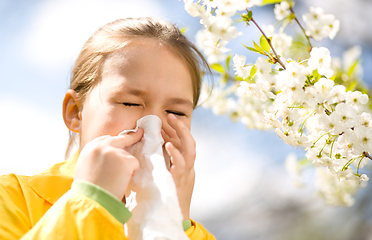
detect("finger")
[124,154,140,176]
[162,119,179,140]
[109,128,144,148]
[165,142,185,179]
[161,129,171,142]
[161,129,181,150]
[167,114,196,164]
[90,135,112,143]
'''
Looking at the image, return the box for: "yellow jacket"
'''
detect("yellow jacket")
[0,153,215,240]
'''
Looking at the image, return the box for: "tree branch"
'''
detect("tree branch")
[247,10,287,70]
[363,151,372,161]
[289,7,312,50]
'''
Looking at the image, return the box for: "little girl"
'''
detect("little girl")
[0,18,215,239]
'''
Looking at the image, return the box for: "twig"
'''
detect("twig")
[249,14,287,70]
[289,7,312,50]
[363,151,372,161]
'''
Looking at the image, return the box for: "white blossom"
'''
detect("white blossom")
[303,7,325,23]
[333,103,357,130]
[346,91,369,106]
[255,57,272,77]
[306,22,327,41]
[242,0,263,8]
[278,61,310,88]
[200,83,236,115]
[274,1,291,20]
[337,129,356,154]
[196,29,229,63]
[314,78,334,96]
[308,47,333,77]
[328,85,346,104]
[233,54,250,78]
[263,110,281,128]
[316,167,359,207]
[263,24,275,37]
[184,0,205,17]
[322,14,340,40]
[303,7,340,41]
[353,126,372,154]
[360,112,372,128]
[272,32,293,57]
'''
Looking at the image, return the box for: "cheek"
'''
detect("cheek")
[81,104,139,143]
[181,115,192,130]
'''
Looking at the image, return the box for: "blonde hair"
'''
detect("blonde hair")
[66,17,210,157]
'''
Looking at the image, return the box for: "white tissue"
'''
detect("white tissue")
[119,115,189,240]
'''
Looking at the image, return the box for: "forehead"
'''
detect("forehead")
[98,38,193,99]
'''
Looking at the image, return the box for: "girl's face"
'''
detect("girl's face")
[78,38,194,150]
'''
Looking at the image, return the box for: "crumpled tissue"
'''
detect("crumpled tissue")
[119,115,189,240]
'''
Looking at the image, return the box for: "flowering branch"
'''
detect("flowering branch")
[248,9,287,70]
[289,7,312,50]
[184,0,371,207]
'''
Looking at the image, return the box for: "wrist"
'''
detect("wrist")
[182,210,190,221]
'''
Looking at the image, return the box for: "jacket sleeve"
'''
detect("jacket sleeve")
[0,174,32,240]
[21,181,130,240]
[0,176,129,240]
[186,219,216,240]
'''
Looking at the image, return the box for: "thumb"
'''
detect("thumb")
[111,128,144,148]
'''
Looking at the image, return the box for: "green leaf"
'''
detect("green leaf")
[260,35,271,53]
[211,63,224,73]
[235,75,244,81]
[312,69,320,81]
[261,0,283,6]
[226,55,232,71]
[241,11,253,24]
[250,65,257,79]
[347,60,359,76]
[248,10,252,20]
[329,75,336,81]
[253,41,268,56]
[242,43,262,54]
[299,158,310,166]
[346,80,358,91]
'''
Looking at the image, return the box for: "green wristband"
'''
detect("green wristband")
[182,219,192,231]
[71,180,131,224]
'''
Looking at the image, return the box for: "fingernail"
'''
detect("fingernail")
[167,142,174,148]
[169,114,177,120]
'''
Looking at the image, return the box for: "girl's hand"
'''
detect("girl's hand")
[162,114,195,221]
[74,129,144,201]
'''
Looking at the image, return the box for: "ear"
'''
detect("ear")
[63,89,82,133]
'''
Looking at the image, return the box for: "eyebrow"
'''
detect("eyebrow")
[127,88,147,96]
[167,97,194,108]
[126,88,193,108]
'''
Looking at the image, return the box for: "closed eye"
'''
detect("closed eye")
[123,103,141,107]
[166,110,186,116]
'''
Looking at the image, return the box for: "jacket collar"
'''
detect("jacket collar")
[28,152,79,204]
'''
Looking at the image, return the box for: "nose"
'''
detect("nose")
[140,108,174,169]
[142,109,170,132]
